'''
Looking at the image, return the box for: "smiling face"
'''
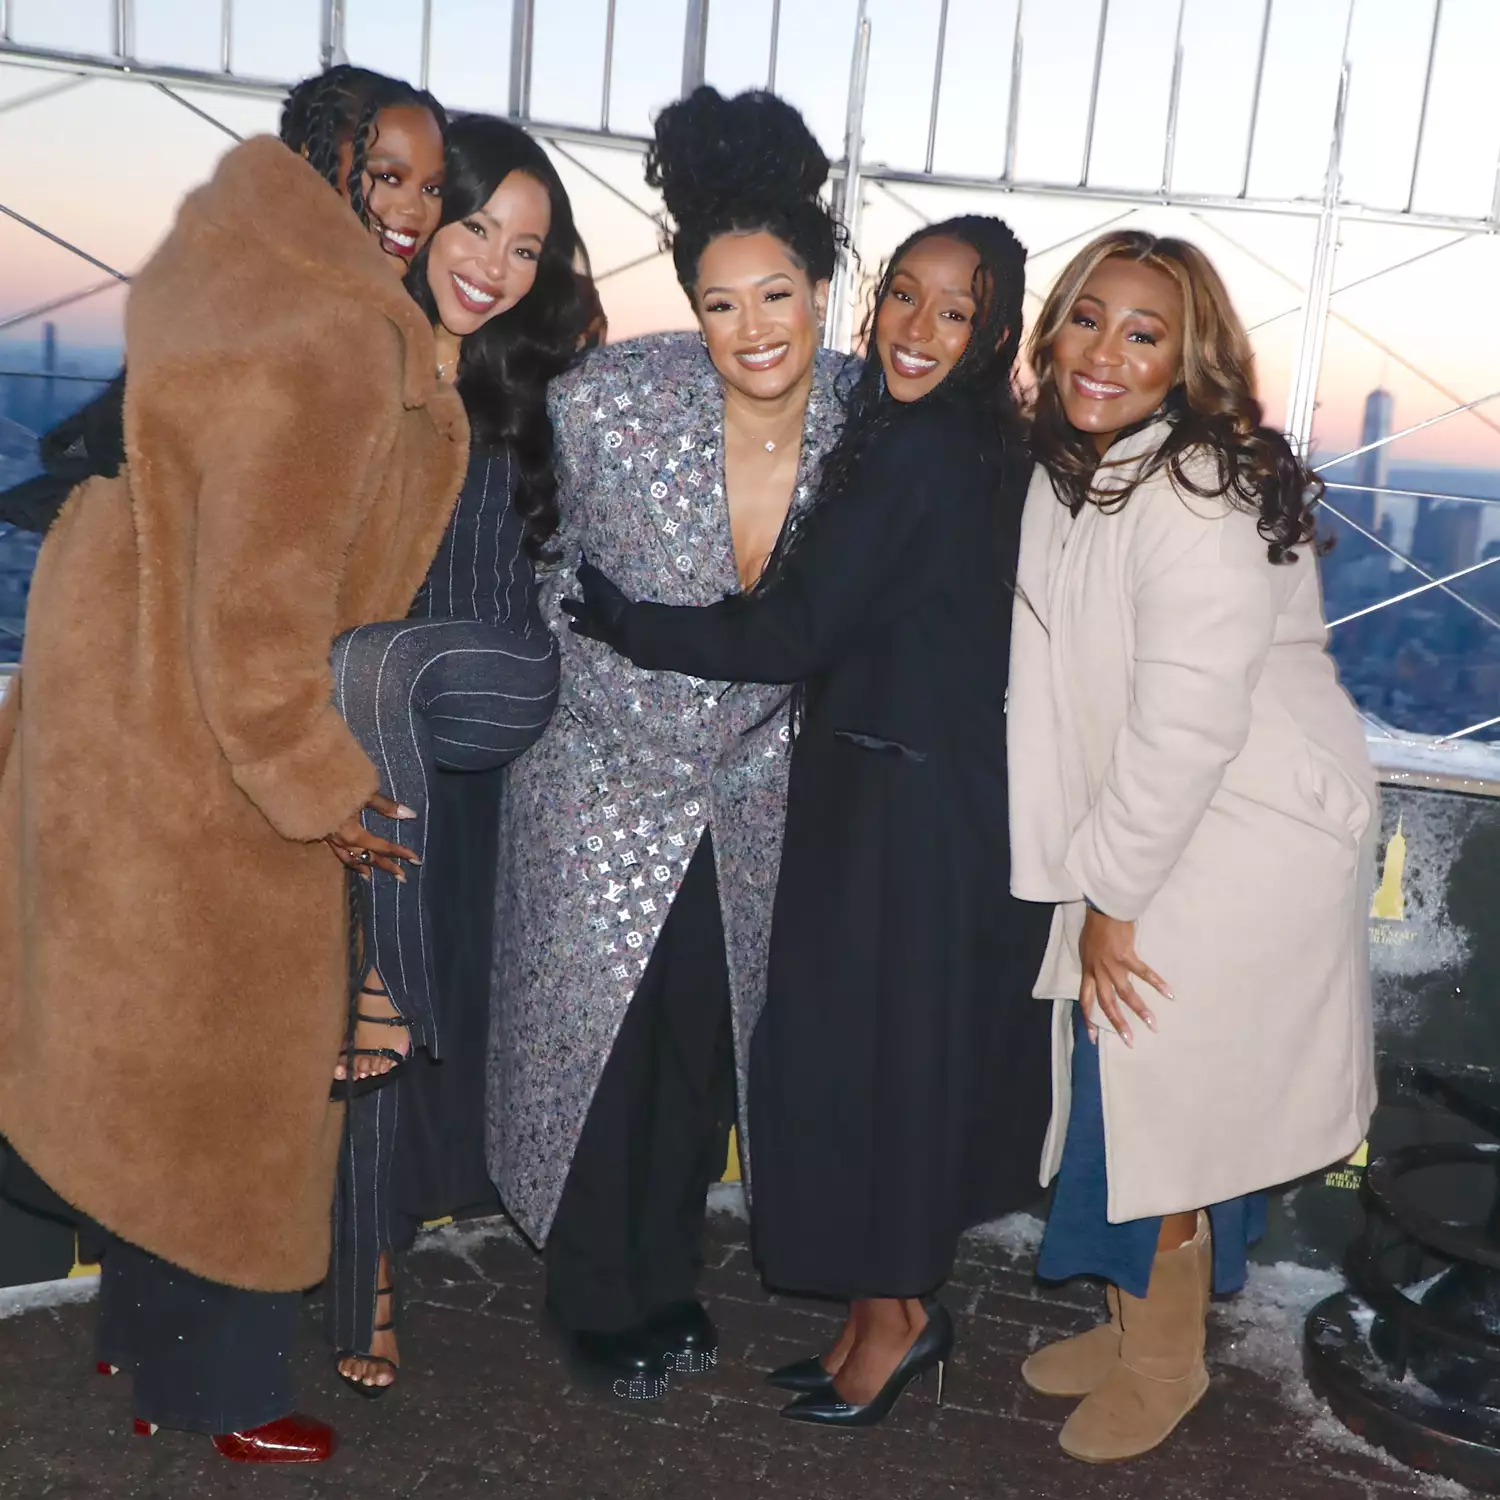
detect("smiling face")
[1050,255,1184,454]
[874,235,984,403]
[337,104,446,273]
[692,231,828,403]
[425,170,552,337]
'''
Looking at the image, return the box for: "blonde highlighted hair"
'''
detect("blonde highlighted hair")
[1027,229,1321,563]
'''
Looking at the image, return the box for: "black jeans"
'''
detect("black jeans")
[544,831,736,1334]
[97,1236,300,1433]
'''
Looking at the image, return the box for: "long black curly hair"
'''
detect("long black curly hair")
[1029,229,1321,564]
[811,215,1029,519]
[645,85,847,290]
[279,64,448,228]
[407,114,594,553]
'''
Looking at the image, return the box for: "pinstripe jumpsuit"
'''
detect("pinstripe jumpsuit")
[326,444,560,1355]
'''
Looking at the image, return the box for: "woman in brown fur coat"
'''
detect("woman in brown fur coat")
[0,68,466,1464]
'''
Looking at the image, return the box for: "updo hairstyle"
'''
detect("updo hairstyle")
[645,86,846,291]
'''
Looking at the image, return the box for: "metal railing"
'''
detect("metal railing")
[3,0,1500,741]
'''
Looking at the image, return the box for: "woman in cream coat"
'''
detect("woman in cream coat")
[1008,230,1376,1465]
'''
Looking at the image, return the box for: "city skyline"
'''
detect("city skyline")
[5,0,1500,738]
[6,1,1500,468]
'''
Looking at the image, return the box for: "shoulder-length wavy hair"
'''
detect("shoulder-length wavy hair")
[1028,229,1321,564]
[407,114,594,553]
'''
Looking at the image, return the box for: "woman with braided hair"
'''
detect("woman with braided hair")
[0,67,460,1463]
[563,216,1055,1427]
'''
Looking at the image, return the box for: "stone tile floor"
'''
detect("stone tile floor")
[0,1207,1466,1498]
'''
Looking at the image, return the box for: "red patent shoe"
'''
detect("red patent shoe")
[133,1413,336,1464]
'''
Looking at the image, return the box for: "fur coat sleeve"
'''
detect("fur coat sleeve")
[158,311,397,840]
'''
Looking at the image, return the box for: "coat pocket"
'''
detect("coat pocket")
[832,729,927,765]
[1299,738,1374,845]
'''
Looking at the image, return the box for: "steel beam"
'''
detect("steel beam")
[767,0,782,90]
[419,0,434,90]
[0,280,124,335]
[113,0,136,62]
[1285,58,1350,453]
[319,0,346,70]
[1079,0,1111,186]
[1161,0,1187,195]
[1326,554,1500,630]
[509,0,535,118]
[1325,481,1500,511]
[1437,714,1500,745]
[0,202,127,280]
[1315,388,1500,472]
[0,43,287,99]
[826,1,871,352]
[0,75,90,116]
[220,0,233,73]
[601,0,617,130]
[682,0,709,97]
[1241,0,1274,198]
[1405,0,1443,214]
[1316,499,1500,636]
[155,81,242,141]
[924,0,951,174]
[1003,1,1024,182]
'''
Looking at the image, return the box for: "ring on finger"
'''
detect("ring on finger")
[355,850,373,865]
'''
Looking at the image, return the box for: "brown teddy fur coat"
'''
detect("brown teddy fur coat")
[0,137,468,1291]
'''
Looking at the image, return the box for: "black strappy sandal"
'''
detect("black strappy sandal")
[329,984,411,1102]
[335,1275,401,1400]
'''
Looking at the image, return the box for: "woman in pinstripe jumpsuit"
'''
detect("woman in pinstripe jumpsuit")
[323,115,595,1395]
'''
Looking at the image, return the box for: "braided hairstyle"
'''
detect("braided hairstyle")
[811,215,1029,525]
[407,114,595,555]
[645,86,846,291]
[279,65,448,227]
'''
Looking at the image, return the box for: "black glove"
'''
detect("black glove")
[560,559,634,649]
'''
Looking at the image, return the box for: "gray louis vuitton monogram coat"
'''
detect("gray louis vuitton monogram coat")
[486,332,850,1245]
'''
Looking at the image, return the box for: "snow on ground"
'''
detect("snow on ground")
[0,1275,96,1321]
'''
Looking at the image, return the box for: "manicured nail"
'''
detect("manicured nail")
[395,871,407,884]
[409,856,422,867]
[395,805,417,819]
[1144,1013,1157,1032]
[1121,1028,1134,1048]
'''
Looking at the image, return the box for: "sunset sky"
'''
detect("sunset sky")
[4,0,1500,472]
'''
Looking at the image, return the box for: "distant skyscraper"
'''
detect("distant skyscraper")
[1411,499,1481,578]
[1346,387,1393,536]
[41,322,57,432]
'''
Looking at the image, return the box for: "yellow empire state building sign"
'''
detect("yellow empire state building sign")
[1371,816,1406,921]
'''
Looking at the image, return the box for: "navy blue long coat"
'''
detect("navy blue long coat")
[604,397,1055,1296]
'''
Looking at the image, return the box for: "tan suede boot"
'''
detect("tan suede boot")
[1021,1286,1122,1397]
[1058,1212,1211,1463]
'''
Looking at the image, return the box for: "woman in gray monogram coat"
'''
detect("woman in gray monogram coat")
[486,87,850,1401]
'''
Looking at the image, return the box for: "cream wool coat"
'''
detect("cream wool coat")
[1008,420,1378,1223]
